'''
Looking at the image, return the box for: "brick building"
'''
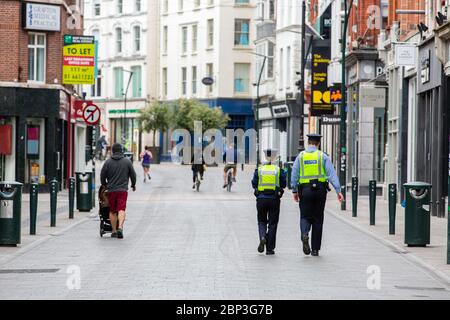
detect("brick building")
[0,0,87,191]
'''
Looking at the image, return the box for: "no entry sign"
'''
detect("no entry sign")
[82,103,101,125]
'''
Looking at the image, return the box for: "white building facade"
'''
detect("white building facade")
[159,0,258,159]
[83,0,154,157]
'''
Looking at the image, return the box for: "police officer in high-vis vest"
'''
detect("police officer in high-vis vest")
[252,148,287,255]
[291,134,344,256]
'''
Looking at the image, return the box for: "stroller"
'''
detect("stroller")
[98,185,114,237]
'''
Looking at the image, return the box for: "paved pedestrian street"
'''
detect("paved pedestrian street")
[0,164,449,300]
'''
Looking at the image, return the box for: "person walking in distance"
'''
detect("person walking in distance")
[100,143,137,239]
[252,148,286,255]
[140,146,153,183]
[291,134,344,256]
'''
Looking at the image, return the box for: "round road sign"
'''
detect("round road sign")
[82,103,101,125]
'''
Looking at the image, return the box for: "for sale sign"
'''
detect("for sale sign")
[63,35,95,85]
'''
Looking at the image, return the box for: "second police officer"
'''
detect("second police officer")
[291,134,344,256]
[252,148,287,255]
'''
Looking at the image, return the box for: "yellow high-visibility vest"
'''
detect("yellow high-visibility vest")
[298,151,327,184]
[257,164,280,192]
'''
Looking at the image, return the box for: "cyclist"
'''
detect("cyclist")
[191,153,206,189]
[223,144,238,189]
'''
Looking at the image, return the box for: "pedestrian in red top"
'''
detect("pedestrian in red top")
[100,143,137,239]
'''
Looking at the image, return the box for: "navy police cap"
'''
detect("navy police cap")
[307,134,323,142]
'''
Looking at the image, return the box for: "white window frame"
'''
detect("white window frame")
[28,33,46,84]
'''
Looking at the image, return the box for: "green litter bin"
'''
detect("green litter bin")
[403,182,432,247]
[284,162,294,190]
[0,181,23,246]
[76,172,93,212]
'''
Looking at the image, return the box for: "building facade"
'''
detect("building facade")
[83,0,153,158]
[0,0,87,191]
[158,0,257,158]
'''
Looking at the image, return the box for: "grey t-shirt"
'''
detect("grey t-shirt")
[100,153,137,192]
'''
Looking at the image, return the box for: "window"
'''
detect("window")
[116,27,122,54]
[91,69,102,97]
[192,24,198,53]
[114,67,124,98]
[163,26,168,54]
[93,0,101,16]
[181,67,187,95]
[194,0,200,8]
[135,0,141,12]
[182,26,188,54]
[178,0,183,12]
[163,0,169,14]
[192,66,197,95]
[117,0,123,14]
[267,42,274,78]
[208,0,214,5]
[206,63,213,93]
[235,19,250,46]
[134,26,141,52]
[28,33,46,82]
[286,46,291,88]
[234,63,250,94]
[236,0,249,4]
[131,66,142,98]
[207,19,214,47]
[162,68,168,97]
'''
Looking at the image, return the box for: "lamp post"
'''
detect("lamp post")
[122,70,134,149]
[339,0,354,211]
[249,52,268,167]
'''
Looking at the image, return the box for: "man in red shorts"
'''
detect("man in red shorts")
[100,143,137,239]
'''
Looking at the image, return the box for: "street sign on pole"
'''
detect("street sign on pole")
[82,103,101,126]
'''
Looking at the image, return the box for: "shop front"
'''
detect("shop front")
[0,86,69,192]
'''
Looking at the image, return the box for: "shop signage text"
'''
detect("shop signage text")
[395,44,417,67]
[321,115,341,125]
[23,2,61,32]
[311,42,334,116]
[359,87,386,108]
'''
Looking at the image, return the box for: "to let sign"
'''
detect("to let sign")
[63,35,96,85]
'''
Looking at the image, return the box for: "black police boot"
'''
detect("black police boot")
[258,238,267,253]
[302,235,311,256]
[266,250,275,255]
[311,250,319,256]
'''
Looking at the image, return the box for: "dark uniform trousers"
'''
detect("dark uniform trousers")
[299,185,328,251]
[257,198,281,251]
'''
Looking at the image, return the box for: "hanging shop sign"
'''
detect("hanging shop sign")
[395,44,417,67]
[272,105,290,118]
[321,115,341,125]
[23,2,61,32]
[311,41,333,116]
[359,86,386,108]
[63,35,96,85]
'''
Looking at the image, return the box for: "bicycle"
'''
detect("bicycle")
[194,171,201,192]
[226,169,233,192]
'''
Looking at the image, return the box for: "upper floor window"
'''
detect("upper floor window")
[235,19,249,45]
[135,0,141,12]
[163,0,169,14]
[207,19,214,47]
[194,0,200,8]
[192,24,198,53]
[235,0,249,4]
[28,33,46,82]
[181,26,188,54]
[117,0,123,14]
[163,26,168,54]
[115,28,122,54]
[93,0,101,16]
[178,0,183,12]
[234,63,250,94]
[133,26,141,52]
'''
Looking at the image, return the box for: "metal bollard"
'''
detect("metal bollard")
[30,183,39,235]
[352,177,358,217]
[50,179,58,227]
[92,167,96,209]
[369,180,377,226]
[388,183,397,235]
[69,177,75,219]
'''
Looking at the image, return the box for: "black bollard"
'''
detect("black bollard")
[369,180,377,226]
[30,183,38,235]
[50,179,58,227]
[352,177,358,217]
[69,177,75,219]
[388,183,397,235]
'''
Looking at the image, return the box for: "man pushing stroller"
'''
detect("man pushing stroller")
[100,143,137,239]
